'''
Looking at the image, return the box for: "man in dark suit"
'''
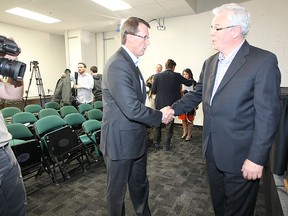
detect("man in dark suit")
[151,59,192,150]
[168,3,281,216]
[100,17,173,216]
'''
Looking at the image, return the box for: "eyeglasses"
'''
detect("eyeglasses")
[210,25,235,32]
[128,33,150,40]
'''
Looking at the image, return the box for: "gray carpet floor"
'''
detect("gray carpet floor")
[24,125,267,216]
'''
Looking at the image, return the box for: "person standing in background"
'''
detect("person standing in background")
[178,68,197,141]
[0,37,27,216]
[169,3,281,215]
[52,68,72,106]
[71,62,94,105]
[151,59,193,150]
[145,63,162,109]
[100,17,173,216]
[90,66,102,101]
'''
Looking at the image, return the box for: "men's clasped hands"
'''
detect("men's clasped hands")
[160,106,175,124]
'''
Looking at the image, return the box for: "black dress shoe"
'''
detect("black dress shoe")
[153,143,161,149]
[163,146,171,151]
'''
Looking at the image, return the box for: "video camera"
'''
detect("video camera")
[0,35,26,81]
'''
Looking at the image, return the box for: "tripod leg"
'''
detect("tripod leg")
[24,69,35,107]
[35,66,46,107]
[24,63,47,107]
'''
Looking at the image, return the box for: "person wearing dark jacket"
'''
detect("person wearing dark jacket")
[90,66,102,101]
[100,17,173,216]
[151,59,193,150]
[167,4,281,215]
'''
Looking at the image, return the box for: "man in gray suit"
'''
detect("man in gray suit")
[100,17,173,216]
[168,3,281,216]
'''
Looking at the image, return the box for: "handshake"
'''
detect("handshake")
[160,106,175,124]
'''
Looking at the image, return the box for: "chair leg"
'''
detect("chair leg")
[41,158,59,185]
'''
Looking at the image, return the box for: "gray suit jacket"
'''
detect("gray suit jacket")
[100,47,162,160]
[172,41,281,174]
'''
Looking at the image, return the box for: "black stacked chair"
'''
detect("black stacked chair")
[34,115,88,181]
[7,123,57,183]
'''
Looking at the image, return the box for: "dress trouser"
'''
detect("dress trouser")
[205,138,259,216]
[153,119,174,147]
[104,152,151,216]
[0,144,27,216]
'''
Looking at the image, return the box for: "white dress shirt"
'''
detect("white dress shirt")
[71,72,94,103]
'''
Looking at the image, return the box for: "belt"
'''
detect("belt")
[0,143,9,150]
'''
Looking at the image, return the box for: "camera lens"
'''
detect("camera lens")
[0,58,26,80]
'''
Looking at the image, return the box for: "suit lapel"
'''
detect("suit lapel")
[215,41,249,96]
[136,66,147,101]
[119,48,146,102]
[207,57,219,103]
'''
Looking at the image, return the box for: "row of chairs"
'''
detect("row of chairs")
[2,101,104,185]
[1,100,103,122]
[7,114,102,185]
[1,102,103,124]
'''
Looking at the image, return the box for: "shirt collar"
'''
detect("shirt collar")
[78,71,88,77]
[122,45,139,67]
[218,41,245,64]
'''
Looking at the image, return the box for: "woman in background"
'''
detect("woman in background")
[178,68,197,141]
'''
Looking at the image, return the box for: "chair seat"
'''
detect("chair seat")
[9,139,28,146]
[79,134,91,145]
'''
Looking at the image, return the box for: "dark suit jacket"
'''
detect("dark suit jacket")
[172,41,281,175]
[100,47,162,160]
[151,70,193,109]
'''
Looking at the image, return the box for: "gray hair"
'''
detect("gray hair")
[213,3,251,37]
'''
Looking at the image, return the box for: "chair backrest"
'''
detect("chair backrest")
[81,119,102,147]
[87,109,103,121]
[1,107,22,118]
[93,101,103,110]
[82,119,101,134]
[38,108,60,119]
[7,123,35,140]
[78,103,93,115]
[64,113,86,128]
[11,139,42,177]
[12,112,38,125]
[24,104,42,114]
[60,105,79,118]
[43,125,80,155]
[44,101,61,110]
[34,115,67,137]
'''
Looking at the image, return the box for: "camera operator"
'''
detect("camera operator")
[0,38,27,216]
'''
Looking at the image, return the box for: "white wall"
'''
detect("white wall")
[0,23,66,97]
[97,0,288,126]
[65,30,97,72]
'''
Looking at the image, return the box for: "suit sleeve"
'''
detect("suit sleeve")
[248,52,281,165]
[106,60,162,127]
[178,73,193,86]
[172,71,203,116]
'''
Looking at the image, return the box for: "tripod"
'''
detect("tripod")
[24,61,46,107]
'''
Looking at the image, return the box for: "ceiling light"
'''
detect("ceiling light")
[6,7,60,24]
[91,0,131,11]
